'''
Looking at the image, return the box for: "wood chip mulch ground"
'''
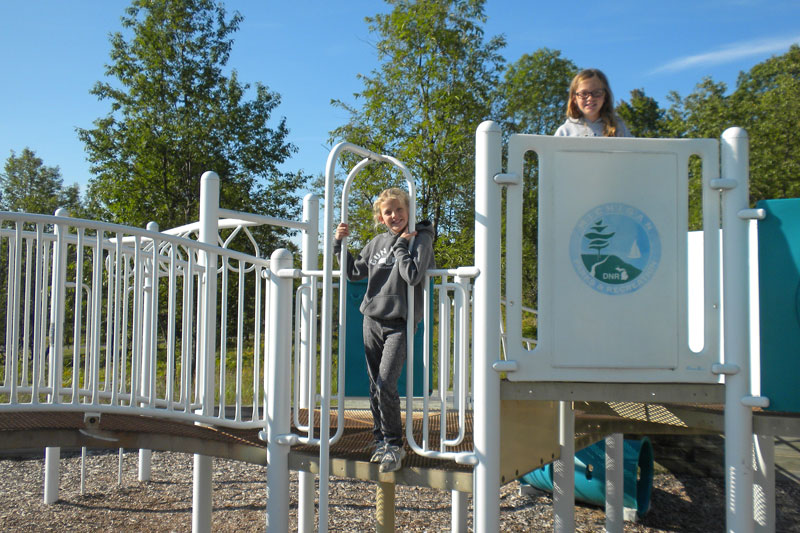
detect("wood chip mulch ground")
[1,448,799,532]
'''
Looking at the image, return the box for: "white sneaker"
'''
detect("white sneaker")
[369,442,386,463]
[379,444,406,473]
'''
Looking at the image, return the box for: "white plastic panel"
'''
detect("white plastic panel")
[504,135,721,382]
[550,151,679,369]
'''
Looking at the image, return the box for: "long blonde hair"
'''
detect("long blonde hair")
[372,188,410,228]
[566,69,620,137]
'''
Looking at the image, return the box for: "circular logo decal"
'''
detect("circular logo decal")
[569,203,661,295]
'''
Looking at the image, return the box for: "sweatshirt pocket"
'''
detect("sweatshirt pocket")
[360,295,405,320]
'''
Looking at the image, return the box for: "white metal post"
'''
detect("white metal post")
[193,171,219,533]
[44,446,60,504]
[473,120,502,532]
[318,146,341,533]
[553,401,575,533]
[139,221,158,482]
[753,435,775,533]
[451,490,468,533]
[265,248,294,532]
[605,433,624,532]
[298,193,319,533]
[43,208,69,505]
[721,127,754,533]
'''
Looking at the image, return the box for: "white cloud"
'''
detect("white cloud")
[651,34,800,74]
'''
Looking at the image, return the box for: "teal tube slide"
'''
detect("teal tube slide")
[520,437,654,516]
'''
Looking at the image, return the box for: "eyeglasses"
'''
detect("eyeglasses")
[575,89,605,100]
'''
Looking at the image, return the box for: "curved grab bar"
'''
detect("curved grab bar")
[441,281,470,448]
[318,142,421,525]
[405,274,476,460]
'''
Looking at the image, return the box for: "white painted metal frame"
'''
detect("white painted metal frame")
[473,121,503,532]
[0,194,275,428]
[0,172,322,533]
[473,122,758,533]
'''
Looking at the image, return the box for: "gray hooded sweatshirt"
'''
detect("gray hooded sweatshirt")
[335,220,435,324]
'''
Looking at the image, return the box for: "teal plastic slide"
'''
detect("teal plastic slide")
[520,437,654,516]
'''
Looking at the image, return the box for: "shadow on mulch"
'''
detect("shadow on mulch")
[638,434,800,533]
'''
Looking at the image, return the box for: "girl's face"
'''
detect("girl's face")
[573,76,606,122]
[380,197,409,234]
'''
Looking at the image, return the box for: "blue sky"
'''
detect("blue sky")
[1,1,798,196]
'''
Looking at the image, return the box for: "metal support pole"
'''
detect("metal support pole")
[451,490,468,533]
[473,120,503,533]
[81,447,87,495]
[44,447,60,504]
[138,449,152,482]
[139,222,158,482]
[266,249,294,532]
[553,401,575,533]
[298,194,319,533]
[193,455,213,533]
[43,208,69,505]
[721,127,753,533]
[192,171,219,533]
[376,481,396,533]
[605,433,624,532]
[753,435,775,533]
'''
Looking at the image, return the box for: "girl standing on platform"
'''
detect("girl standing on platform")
[555,68,631,137]
[334,188,435,473]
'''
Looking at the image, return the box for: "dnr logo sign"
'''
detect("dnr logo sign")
[569,203,661,295]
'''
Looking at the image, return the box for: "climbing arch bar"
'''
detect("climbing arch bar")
[318,142,417,533]
[500,133,729,383]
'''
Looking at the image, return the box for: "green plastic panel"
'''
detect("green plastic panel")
[343,278,432,397]
[757,199,800,412]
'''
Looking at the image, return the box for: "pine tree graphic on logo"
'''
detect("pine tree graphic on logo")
[581,218,642,285]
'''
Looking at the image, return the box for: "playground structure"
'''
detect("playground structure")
[0,122,799,532]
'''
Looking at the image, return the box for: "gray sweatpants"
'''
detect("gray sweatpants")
[362,315,408,447]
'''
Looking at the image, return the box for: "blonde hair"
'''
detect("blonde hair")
[566,69,620,137]
[372,187,410,228]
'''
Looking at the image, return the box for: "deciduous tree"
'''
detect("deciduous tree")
[660,45,800,225]
[497,48,577,136]
[495,48,576,308]
[328,0,505,267]
[78,0,305,249]
[730,44,800,201]
[616,88,668,138]
[0,148,81,215]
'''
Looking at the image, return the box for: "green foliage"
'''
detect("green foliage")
[327,0,505,267]
[616,89,669,138]
[1,148,82,215]
[663,78,733,139]
[497,48,577,136]
[78,0,306,251]
[730,44,800,202]
[643,45,800,226]
[495,48,576,307]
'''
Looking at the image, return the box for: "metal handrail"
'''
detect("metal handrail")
[0,212,273,430]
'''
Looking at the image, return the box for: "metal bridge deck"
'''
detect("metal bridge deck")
[3,392,799,493]
[0,409,474,492]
